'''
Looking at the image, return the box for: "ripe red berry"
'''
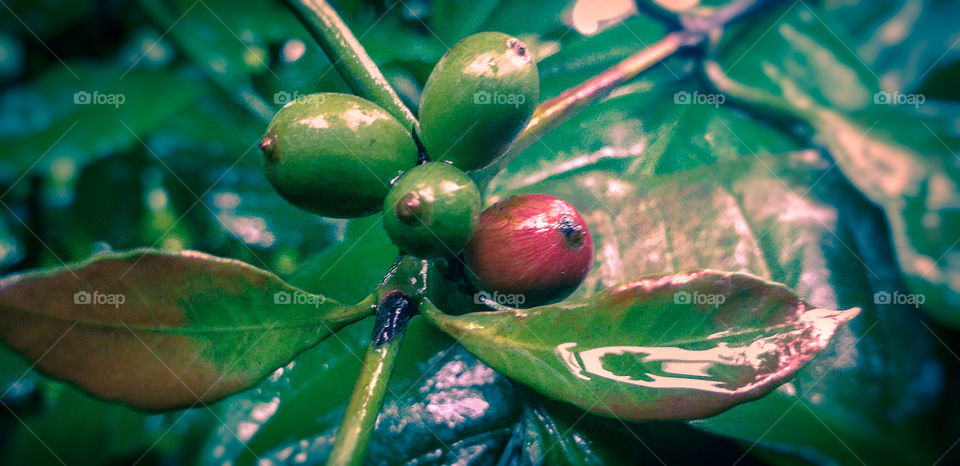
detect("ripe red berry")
[465,194,593,307]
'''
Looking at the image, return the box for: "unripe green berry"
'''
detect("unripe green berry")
[465,194,593,307]
[382,162,481,258]
[260,93,417,218]
[419,32,539,171]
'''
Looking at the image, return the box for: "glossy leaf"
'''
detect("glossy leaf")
[492,146,945,462]
[423,270,859,421]
[704,1,960,325]
[0,249,373,410]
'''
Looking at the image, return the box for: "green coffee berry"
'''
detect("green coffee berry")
[382,162,481,258]
[419,32,539,171]
[260,93,417,218]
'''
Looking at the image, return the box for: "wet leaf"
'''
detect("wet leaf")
[423,270,859,421]
[491,150,945,462]
[704,1,960,325]
[0,249,373,410]
[488,79,802,198]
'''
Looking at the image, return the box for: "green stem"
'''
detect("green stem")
[327,293,411,466]
[139,0,274,122]
[326,337,402,466]
[284,0,421,134]
[332,293,379,325]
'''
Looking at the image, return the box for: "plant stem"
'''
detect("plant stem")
[285,0,421,134]
[139,0,274,122]
[486,0,762,178]
[492,31,693,173]
[326,291,416,466]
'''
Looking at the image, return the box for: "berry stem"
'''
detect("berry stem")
[324,256,429,464]
[285,0,421,135]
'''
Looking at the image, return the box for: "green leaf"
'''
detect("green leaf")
[704,1,960,325]
[536,16,677,100]
[167,0,298,83]
[0,63,208,182]
[422,270,859,421]
[289,216,398,303]
[482,149,946,462]
[0,249,373,410]
[428,0,500,44]
[489,79,802,197]
[488,19,801,194]
[425,0,571,53]
[819,0,960,96]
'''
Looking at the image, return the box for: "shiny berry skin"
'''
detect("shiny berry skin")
[465,194,593,307]
[419,32,539,171]
[382,162,481,258]
[260,93,418,218]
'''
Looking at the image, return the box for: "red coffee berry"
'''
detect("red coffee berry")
[465,194,593,307]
